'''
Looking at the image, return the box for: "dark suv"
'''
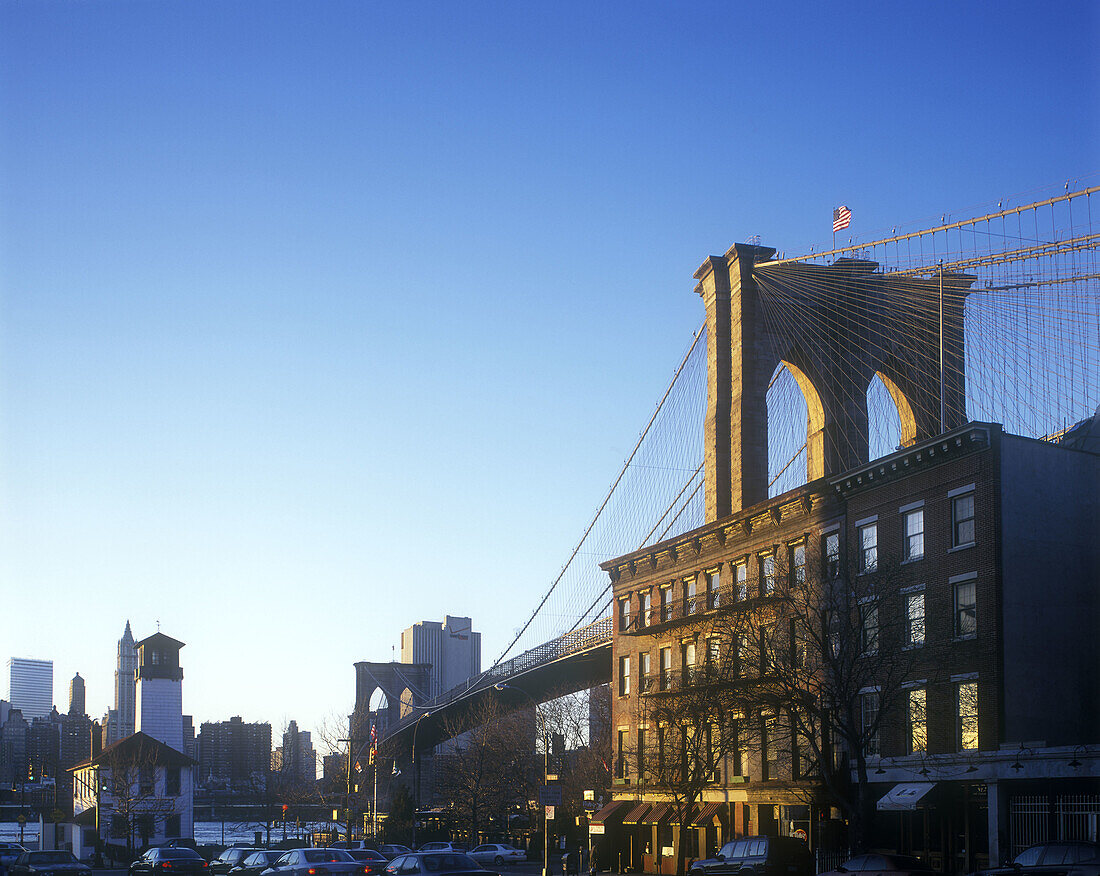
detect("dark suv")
[689,836,812,876]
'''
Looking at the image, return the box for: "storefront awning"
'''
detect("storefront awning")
[693,802,727,826]
[877,782,937,811]
[590,801,627,825]
[621,803,651,824]
[640,803,674,824]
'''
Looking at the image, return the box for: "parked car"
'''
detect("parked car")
[469,846,524,866]
[385,852,493,876]
[230,851,284,876]
[212,849,262,876]
[346,851,391,875]
[688,836,812,876]
[0,844,27,874]
[130,848,211,876]
[260,848,373,876]
[8,851,91,876]
[974,842,1100,876]
[819,854,937,876]
[416,846,466,855]
[331,844,377,853]
[379,849,412,862]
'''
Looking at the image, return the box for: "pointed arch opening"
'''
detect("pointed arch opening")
[867,372,912,461]
[766,360,826,497]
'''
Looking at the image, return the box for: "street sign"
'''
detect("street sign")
[545,805,555,820]
[539,786,562,806]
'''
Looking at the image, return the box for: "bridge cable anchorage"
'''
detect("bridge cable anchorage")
[489,321,707,667]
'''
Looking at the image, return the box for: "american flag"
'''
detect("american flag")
[833,205,852,232]
[370,724,377,744]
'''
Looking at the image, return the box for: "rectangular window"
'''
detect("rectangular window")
[735,560,748,600]
[640,590,653,627]
[904,508,925,560]
[729,714,742,777]
[761,553,777,595]
[706,568,720,609]
[737,633,752,676]
[657,726,667,780]
[684,577,698,615]
[957,681,978,750]
[639,651,652,692]
[823,532,840,579]
[166,766,181,797]
[762,624,780,669]
[860,603,879,654]
[953,492,976,547]
[907,592,926,646]
[618,597,632,632]
[908,689,927,753]
[706,636,721,668]
[619,655,631,696]
[955,579,977,637]
[682,640,696,683]
[637,728,647,779]
[763,713,779,780]
[858,523,878,572]
[789,542,806,587]
[862,691,880,756]
[660,647,672,690]
[139,766,155,795]
[616,729,629,778]
[660,586,673,622]
[166,814,181,838]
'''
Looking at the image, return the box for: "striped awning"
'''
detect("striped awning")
[590,801,627,825]
[693,802,727,826]
[640,802,674,824]
[621,803,651,824]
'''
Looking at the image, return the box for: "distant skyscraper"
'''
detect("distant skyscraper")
[7,658,53,720]
[111,621,138,743]
[69,673,85,716]
[399,615,481,699]
[274,720,315,783]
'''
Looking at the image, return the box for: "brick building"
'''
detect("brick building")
[594,245,1098,875]
[197,716,272,792]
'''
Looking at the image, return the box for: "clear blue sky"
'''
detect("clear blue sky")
[1,0,1096,747]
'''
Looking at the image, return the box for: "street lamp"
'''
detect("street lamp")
[494,683,550,876]
[411,711,433,849]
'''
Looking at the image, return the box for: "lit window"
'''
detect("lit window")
[860,603,879,654]
[640,590,653,627]
[682,640,696,683]
[735,560,748,600]
[619,656,631,696]
[957,681,978,750]
[706,636,721,667]
[639,651,652,692]
[823,532,840,579]
[955,580,977,637]
[618,597,632,632]
[904,509,925,560]
[908,689,927,753]
[952,493,976,547]
[858,523,878,572]
[761,553,777,595]
[684,578,698,615]
[706,569,720,609]
[789,542,806,587]
[660,586,673,622]
[660,647,672,690]
[737,634,752,676]
[907,593,925,646]
[862,691,880,756]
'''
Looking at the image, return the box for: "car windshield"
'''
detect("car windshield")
[422,854,477,871]
[306,851,353,863]
[29,852,77,864]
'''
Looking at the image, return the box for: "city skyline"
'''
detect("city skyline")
[2,1,1096,744]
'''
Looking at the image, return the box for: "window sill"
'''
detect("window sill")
[901,555,925,565]
[948,542,976,553]
[953,633,977,642]
[903,643,924,651]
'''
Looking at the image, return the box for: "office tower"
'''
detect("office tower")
[7,658,53,720]
[69,673,85,716]
[399,615,481,699]
[112,621,138,743]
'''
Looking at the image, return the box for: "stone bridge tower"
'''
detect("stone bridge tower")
[694,243,973,521]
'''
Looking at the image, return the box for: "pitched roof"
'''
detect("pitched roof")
[134,632,186,650]
[70,731,194,772]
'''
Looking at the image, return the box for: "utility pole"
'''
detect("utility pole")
[339,736,358,843]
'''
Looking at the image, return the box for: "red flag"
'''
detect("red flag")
[833,206,852,232]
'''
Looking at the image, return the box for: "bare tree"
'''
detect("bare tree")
[96,735,183,853]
